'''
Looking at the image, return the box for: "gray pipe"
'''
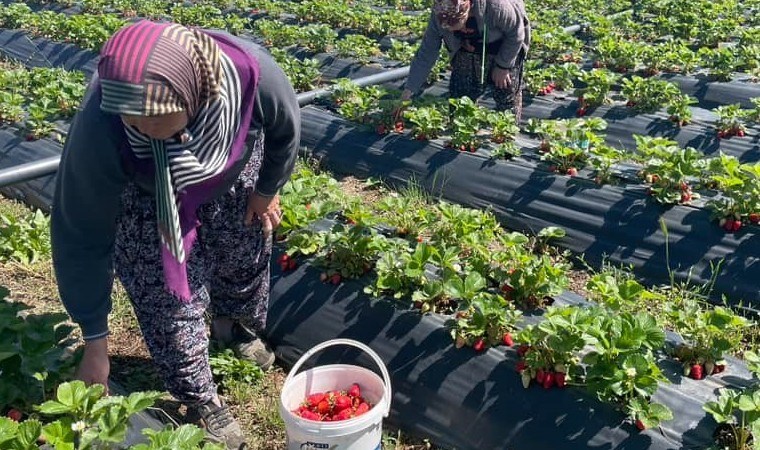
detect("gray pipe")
[296,66,410,107]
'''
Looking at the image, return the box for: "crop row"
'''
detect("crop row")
[268,160,760,432]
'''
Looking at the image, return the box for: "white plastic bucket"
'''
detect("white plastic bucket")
[279,338,392,450]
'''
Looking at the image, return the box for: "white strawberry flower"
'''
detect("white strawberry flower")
[71,421,86,432]
[625,367,637,378]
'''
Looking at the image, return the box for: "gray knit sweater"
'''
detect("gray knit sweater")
[405,0,531,95]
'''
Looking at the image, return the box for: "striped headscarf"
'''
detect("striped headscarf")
[98,20,258,302]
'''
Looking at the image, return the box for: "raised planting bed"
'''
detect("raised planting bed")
[264,239,757,450]
[298,106,760,309]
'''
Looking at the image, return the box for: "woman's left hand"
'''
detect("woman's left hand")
[245,192,282,237]
[492,67,512,89]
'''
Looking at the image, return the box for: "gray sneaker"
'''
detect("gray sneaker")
[211,321,275,371]
[187,399,247,450]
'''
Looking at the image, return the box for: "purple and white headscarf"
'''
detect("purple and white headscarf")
[98,20,260,302]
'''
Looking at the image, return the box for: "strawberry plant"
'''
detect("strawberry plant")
[279,166,343,236]
[699,47,739,82]
[666,94,697,126]
[335,84,387,125]
[745,98,760,124]
[0,290,77,414]
[574,69,619,114]
[0,380,223,449]
[253,19,301,47]
[594,37,642,73]
[635,136,706,205]
[450,288,522,351]
[366,240,434,300]
[315,223,392,281]
[494,244,570,310]
[621,76,682,113]
[703,354,760,450]
[269,49,321,92]
[515,306,595,389]
[490,141,522,160]
[715,104,748,138]
[403,104,446,140]
[669,303,749,379]
[335,34,381,65]
[485,110,519,144]
[375,194,435,240]
[298,24,338,53]
[706,157,760,231]
[386,39,419,65]
[0,209,51,264]
[546,63,581,91]
[583,312,672,428]
[588,144,624,184]
[537,118,607,173]
[448,96,488,152]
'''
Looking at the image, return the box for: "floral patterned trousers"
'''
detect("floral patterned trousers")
[114,136,271,405]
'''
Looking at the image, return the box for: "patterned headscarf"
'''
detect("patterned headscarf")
[433,0,470,25]
[98,20,251,301]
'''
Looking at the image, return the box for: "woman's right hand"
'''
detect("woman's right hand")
[392,89,413,123]
[76,337,110,393]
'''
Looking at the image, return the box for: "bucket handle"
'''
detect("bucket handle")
[285,338,392,417]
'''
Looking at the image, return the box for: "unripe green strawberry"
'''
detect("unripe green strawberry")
[704,361,715,375]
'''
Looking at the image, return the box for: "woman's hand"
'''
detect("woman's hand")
[76,338,110,393]
[245,192,282,238]
[392,90,413,123]
[491,67,512,89]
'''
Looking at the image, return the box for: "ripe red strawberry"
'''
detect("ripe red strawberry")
[723,218,734,232]
[680,192,691,203]
[576,108,587,117]
[689,364,704,380]
[500,284,513,294]
[416,236,423,243]
[334,395,352,412]
[635,419,646,430]
[732,220,742,232]
[277,254,289,264]
[502,333,514,347]
[717,130,725,139]
[515,360,527,372]
[749,213,759,224]
[331,274,342,285]
[6,409,22,422]
[280,261,290,271]
[288,259,297,270]
[355,402,370,416]
[376,124,387,135]
[307,393,326,406]
[714,364,726,373]
[305,203,311,210]
[334,408,354,421]
[651,174,660,183]
[538,88,547,96]
[679,181,689,192]
[299,410,321,421]
[517,345,530,357]
[554,372,566,388]
[536,369,546,384]
[459,145,467,152]
[472,338,485,352]
[566,167,578,177]
[542,372,555,389]
[317,400,331,414]
[348,383,361,399]
[737,129,745,137]
[416,134,427,140]
[395,121,404,131]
